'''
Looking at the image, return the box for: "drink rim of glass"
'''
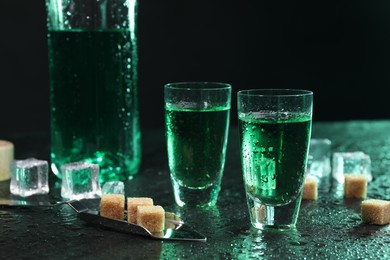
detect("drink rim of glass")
[238,89,312,97]
[165,82,232,91]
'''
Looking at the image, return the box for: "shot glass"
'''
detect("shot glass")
[164,82,232,207]
[238,89,313,230]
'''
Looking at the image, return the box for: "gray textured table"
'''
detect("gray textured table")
[1,121,390,259]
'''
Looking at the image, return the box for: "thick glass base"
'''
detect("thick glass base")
[171,178,221,208]
[247,192,303,231]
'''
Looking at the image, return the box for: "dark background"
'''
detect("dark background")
[1,1,390,134]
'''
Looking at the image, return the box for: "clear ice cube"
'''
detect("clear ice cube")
[306,139,332,179]
[332,151,372,183]
[102,181,125,195]
[10,158,49,197]
[61,162,101,200]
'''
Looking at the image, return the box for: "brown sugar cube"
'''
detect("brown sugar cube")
[302,176,318,200]
[251,204,266,223]
[361,199,390,225]
[100,194,125,220]
[344,174,367,199]
[137,205,165,233]
[127,197,154,224]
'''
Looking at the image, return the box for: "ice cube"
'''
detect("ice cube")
[332,152,372,183]
[307,139,332,179]
[10,158,49,197]
[102,181,125,195]
[61,162,101,200]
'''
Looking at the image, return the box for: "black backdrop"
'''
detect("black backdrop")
[1,1,390,134]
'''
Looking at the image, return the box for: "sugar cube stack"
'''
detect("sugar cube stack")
[127,197,154,224]
[302,176,318,200]
[137,205,165,233]
[0,140,14,181]
[100,196,167,233]
[100,194,125,220]
[361,199,390,225]
[344,174,367,199]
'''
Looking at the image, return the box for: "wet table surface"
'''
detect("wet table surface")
[1,120,390,259]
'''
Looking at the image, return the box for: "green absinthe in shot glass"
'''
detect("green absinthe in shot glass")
[239,112,312,206]
[165,104,230,197]
[48,29,141,182]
